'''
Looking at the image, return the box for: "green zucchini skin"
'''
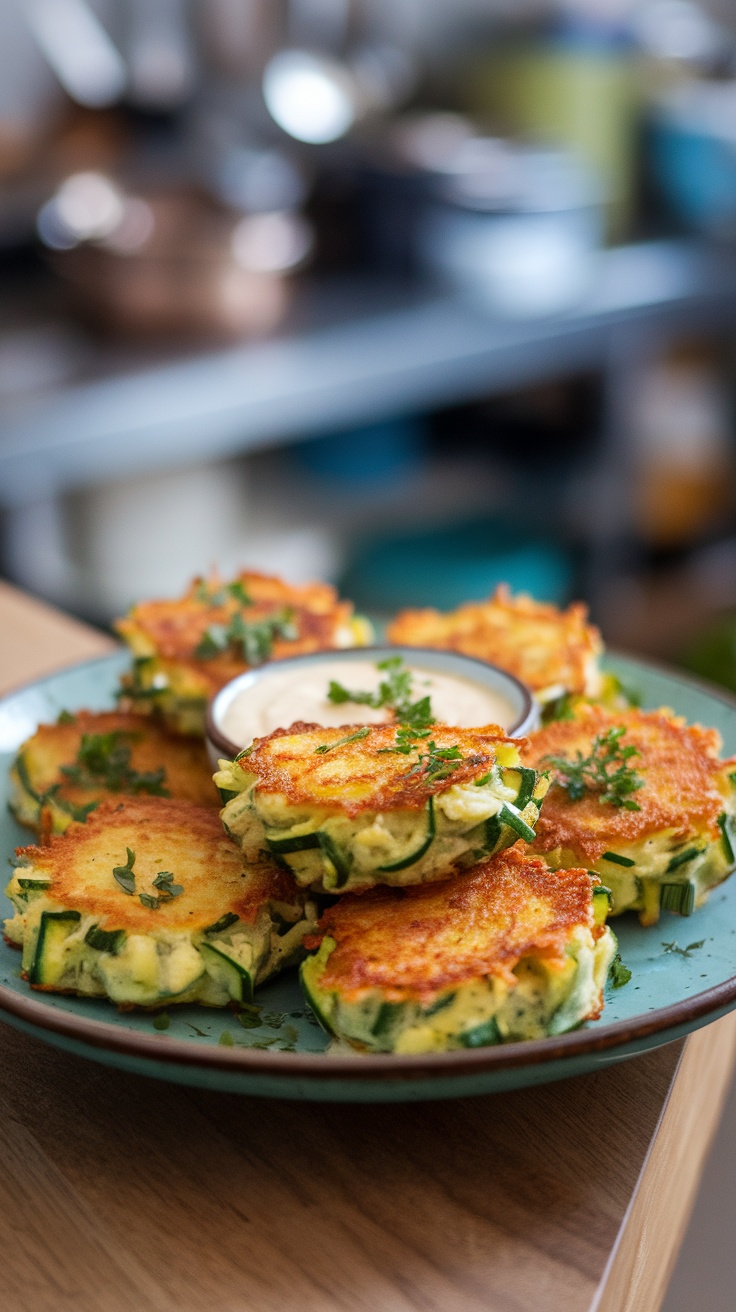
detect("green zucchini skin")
[29,911,82,986]
[225,762,549,895]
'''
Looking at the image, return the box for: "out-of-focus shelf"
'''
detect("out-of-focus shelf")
[2,239,736,506]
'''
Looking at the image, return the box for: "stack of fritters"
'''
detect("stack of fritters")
[388,585,618,713]
[6,798,316,1009]
[116,569,372,736]
[214,717,618,1052]
[215,720,549,893]
[10,710,218,835]
[523,704,736,924]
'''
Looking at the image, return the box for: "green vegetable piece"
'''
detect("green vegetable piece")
[152,1012,170,1031]
[57,709,76,725]
[139,893,161,910]
[85,925,126,954]
[219,1031,235,1046]
[460,1017,501,1048]
[660,881,696,916]
[666,847,702,873]
[204,911,240,936]
[718,813,735,864]
[609,954,632,988]
[602,851,636,867]
[498,802,536,844]
[378,797,435,872]
[112,848,136,895]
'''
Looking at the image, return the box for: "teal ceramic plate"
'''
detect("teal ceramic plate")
[1,651,735,1102]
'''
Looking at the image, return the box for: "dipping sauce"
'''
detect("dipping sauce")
[219,657,518,750]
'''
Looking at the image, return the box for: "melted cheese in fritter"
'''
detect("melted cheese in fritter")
[387,585,603,701]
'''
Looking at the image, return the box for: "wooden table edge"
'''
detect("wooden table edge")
[592,1009,736,1311]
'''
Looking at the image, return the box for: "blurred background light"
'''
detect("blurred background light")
[262,49,357,143]
[23,0,127,108]
[230,210,313,272]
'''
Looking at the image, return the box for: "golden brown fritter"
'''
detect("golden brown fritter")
[305,847,600,1004]
[240,720,520,817]
[523,704,735,864]
[388,585,603,698]
[116,570,364,704]
[12,711,218,832]
[14,797,296,936]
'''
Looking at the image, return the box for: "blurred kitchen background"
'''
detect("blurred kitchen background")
[1,0,736,705]
[1,1,736,1304]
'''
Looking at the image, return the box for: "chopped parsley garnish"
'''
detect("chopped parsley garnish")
[542,726,644,810]
[662,939,705,959]
[227,579,252,606]
[609,954,632,988]
[327,657,465,785]
[140,871,184,910]
[314,727,371,755]
[112,849,183,907]
[152,1012,170,1031]
[57,709,76,725]
[112,847,136,895]
[60,732,169,797]
[327,656,435,735]
[195,608,297,664]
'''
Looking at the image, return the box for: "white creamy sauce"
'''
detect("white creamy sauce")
[220,658,516,748]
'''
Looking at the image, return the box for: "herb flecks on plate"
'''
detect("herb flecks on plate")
[542,726,644,811]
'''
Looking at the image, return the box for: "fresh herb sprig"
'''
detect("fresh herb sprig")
[314,727,371,755]
[543,726,644,811]
[328,656,434,735]
[60,732,168,797]
[327,657,465,785]
[195,608,297,664]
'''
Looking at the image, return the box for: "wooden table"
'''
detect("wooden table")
[1,579,734,1312]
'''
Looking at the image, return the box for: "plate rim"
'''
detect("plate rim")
[2,647,736,1085]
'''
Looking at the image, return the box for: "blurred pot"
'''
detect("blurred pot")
[40,180,312,338]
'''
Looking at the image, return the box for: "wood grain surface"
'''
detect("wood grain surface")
[0,578,733,1312]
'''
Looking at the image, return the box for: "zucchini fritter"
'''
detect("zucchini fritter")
[216,720,548,893]
[387,585,604,705]
[10,710,219,835]
[5,798,316,1008]
[523,704,736,924]
[300,847,617,1053]
[116,570,372,735]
